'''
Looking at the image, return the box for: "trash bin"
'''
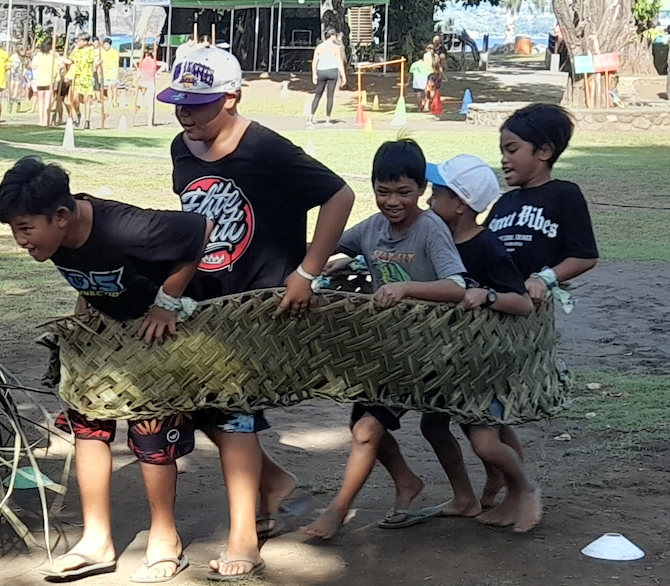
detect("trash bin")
[515,35,532,55]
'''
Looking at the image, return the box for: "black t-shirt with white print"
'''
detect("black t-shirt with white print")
[456,228,527,295]
[485,179,598,279]
[172,121,346,301]
[50,196,207,320]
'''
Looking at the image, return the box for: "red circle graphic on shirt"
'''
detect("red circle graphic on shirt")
[180,176,255,272]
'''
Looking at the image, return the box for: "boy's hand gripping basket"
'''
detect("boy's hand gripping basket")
[43,289,567,425]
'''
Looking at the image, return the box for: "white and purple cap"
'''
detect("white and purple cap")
[157,46,242,105]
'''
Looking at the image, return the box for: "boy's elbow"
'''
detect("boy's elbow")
[334,185,355,208]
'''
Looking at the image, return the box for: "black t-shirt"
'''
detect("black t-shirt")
[485,179,598,279]
[172,121,346,301]
[50,196,207,320]
[456,229,527,294]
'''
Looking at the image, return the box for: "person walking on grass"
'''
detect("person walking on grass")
[30,39,58,127]
[64,33,96,129]
[307,28,347,127]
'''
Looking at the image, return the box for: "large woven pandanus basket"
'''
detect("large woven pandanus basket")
[43,289,566,425]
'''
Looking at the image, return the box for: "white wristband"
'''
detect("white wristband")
[296,264,317,282]
[153,286,198,321]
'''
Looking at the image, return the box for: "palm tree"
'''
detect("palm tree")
[503,0,548,46]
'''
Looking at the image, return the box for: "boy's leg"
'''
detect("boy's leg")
[375,428,424,511]
[257,449,301,531]
[52,413,116,572]
[465,426,541,532]
[480,425,525,508]
[128,413,196,581]
[420,413,481,517]
[300,410,387,539]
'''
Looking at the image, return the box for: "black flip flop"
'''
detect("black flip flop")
[42,554,117,582]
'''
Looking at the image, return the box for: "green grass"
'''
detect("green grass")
[569,371,670,442]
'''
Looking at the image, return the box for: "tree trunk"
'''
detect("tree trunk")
[320,0,350,62]
[504,6,516,46]
[553,0,654,107]
[104,7,112,37]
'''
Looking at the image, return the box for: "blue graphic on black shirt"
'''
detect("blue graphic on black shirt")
[56,266,125,296]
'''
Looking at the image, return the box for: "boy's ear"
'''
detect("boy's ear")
[223,91,241,110]
[537,143,554,163]
[54,205,72,227]
[417,183,427,197]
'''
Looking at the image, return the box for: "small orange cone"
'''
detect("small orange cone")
[431,90,444,116]
[355,101,366,127]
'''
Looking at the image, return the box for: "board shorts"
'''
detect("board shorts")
[55,408,270,465]
[351,403,406,431]
[74,75,94,97]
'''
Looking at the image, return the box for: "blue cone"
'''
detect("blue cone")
[459,89,473,115]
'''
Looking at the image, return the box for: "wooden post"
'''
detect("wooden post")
[605,70,610,108]
[583,73,592,109]
[47,25,58,127]
[98,43,105,128]
[399,57,405,99]
[357,68,362,106]
[193,22,198,43]
[211,23,216,45]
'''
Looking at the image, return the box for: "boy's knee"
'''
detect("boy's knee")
[351,416,384,447]
[468,430,500,461]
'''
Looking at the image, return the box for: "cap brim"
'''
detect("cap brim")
[425,163,448,187]
[156,88,227,105]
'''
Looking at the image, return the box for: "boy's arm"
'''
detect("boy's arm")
[373,278,465,309]
[138,219,213,344]
[461,288,533,317]
[276,185,355,315]
[526,257,597,301]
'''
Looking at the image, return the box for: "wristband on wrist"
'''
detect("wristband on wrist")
[153,286,198,321]
[296,264,317,282]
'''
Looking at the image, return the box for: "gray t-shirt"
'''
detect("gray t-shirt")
[338,210,465,291]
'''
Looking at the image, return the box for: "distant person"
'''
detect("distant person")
[8,46,26,113]
[100,38,120,107]
[307,28,347,127]
[175,35,198,61]
[666,26,670,100]
[64,33,96,129]
[0,44,9,123]
[133,48,167,127]
[409,54,431,111]
[30,38,56,127]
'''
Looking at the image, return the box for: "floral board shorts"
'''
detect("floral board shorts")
[55,408,270,465]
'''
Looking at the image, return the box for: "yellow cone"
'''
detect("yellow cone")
[364,117,373,133]
[362,90,368,106]
[372,95,379,111]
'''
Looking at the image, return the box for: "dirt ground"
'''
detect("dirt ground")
[1,261,669,586]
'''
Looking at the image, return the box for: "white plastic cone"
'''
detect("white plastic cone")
[62,117,76,150]
[281,81,290,99]
[118,115,128,132]
[390,96,408,127]
[305,141,316,157]
[581,533,645,561]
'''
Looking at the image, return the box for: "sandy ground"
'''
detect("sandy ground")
[1,261,669,586]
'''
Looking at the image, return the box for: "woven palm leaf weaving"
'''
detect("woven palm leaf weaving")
[43,288,566,425]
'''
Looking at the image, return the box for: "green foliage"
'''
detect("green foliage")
[387,0,447,59]
[634,0,662,34]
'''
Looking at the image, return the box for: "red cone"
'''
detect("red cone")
[355,101,366,126]
[431,90,444,116]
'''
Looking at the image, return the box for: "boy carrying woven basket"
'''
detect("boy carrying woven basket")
[0,157,211,581]
[423,154,539,533]
[478,103,598,525]
[156,46,355,580]
[299,139,467,540]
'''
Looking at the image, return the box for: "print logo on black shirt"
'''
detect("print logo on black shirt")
[56,266,125,297]
[181,176,255,272]
[488,206,558,238]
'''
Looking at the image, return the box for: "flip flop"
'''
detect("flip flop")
[257,492,314,538]
[42,553,117,582]
[377,506,442,529]
[207,555,266,582]
[129,554,189,583]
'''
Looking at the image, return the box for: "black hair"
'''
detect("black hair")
[39,38,52,53]
[77,32,91,42]
[103,37,112,45]
[501,103,574,167]
[372,139,427,188]
[92,36,99,42]
[325,28,337,38]
[0,157,75,223]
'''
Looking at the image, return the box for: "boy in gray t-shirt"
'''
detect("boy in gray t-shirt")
[300,139,466,540]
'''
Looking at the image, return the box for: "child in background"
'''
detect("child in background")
[300,139,466,540]
[422,154,540,533]
[408,55,431,111]
[133,49,166,127]
[0,157,210,581]
[483,102,598,518]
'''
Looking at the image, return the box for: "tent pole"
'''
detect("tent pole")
[130,3,136,70]
[6,0,13,52]
[269,5,274,72]
[275,1,282,72]
[89,0,94,36]
[253,6,259,71]
[167,4,172,68]
[383,1,389,73]
[229,8,234,50]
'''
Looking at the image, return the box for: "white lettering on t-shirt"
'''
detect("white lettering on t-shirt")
[490,206,558,239]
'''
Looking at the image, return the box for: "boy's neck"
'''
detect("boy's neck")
[449,215,483,245]
[61,199,94,249]
[520,169,552,190]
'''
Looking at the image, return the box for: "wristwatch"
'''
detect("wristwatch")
[482,287,498,308]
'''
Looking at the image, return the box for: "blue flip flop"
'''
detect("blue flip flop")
[257,492,315,538]
[377,505,442,529]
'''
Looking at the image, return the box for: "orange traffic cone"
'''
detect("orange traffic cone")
[355,101,366,127]
[431,89,444,116]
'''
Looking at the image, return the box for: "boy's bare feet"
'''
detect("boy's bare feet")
[476,494,519,527]
[435,497,482,518]
[52,537,115,573]
[480,469,506,508]
[130,533,183,581]
[394,475,424,510]
[257,471,299,533]
[513,487,542,533]
[299,504,348,540]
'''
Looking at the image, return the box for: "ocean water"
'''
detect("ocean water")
[475,35,550,51]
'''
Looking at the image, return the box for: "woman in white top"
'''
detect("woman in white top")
[308,28,347,126]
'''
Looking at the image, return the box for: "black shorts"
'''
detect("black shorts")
[36,85,50,91]
[57,80,71,98]
[55,408,270,465]
[351,403,406,431]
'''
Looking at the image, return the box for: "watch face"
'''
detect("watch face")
[487,290,497,304]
